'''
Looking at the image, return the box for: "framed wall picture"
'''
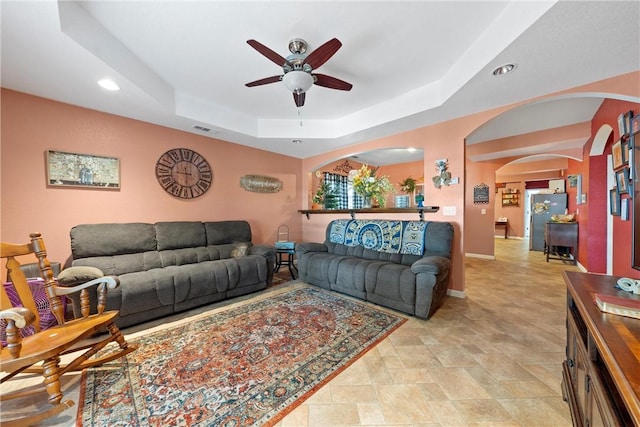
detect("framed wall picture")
[621,198,629,221]
[621,140,630,165]
[631,115,640,134]
[46,150,120,189]
[610,188,620,216]
[612,139,624,169]
[615,167,630,195]
[618,113,626,137]
[623,111,633,136]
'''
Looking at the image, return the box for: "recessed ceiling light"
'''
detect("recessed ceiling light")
[492,64,516,76]
[292,139,302,144]
[97,79,120,91]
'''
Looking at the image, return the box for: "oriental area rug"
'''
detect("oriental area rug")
[78,286,406,426]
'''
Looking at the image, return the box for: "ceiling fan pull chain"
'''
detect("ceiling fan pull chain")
[298,108,303,127]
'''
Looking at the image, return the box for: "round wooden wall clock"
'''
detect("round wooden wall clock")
[155,148,212,199]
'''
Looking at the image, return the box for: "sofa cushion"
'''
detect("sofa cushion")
[204,221,252,245]
[73,251,162,275]
[156,222,206,250]
[71,223,157,258]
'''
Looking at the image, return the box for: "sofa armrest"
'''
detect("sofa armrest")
[248,244,275,258]
[411,256,450,275]
[296,242,328,254]
[248,244,276,285]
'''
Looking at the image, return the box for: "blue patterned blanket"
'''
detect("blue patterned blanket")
[328,219,428,255]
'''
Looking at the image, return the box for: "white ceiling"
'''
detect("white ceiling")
[1,1,639,165]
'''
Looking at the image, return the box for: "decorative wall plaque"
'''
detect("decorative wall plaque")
[240,175,282,193]
[473,183,490,204]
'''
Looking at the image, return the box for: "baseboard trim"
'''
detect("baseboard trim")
[465,253,495,260]
[447,289,466,299]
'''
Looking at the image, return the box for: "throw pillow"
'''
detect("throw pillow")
[231,243,249,258]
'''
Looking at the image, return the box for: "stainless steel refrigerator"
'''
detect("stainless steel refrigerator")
[529,193,568,251]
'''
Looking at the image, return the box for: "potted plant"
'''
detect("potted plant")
[312,181,338,209]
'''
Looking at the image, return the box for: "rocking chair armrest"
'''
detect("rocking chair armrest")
[0,307,35,329]
[54,276,119,317]
[53,276,120,296]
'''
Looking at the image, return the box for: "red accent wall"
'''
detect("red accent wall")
[588,99,639,278]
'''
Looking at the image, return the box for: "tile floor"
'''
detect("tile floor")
[3,238,579,426]
[275,237,578,426]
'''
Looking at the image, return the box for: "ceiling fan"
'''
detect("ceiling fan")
[245,38,353,107]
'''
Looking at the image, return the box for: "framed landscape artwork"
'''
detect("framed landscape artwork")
[46,150,120,189]
[610,188,620,216]
[615,167,629,195]
[612,140,624,169]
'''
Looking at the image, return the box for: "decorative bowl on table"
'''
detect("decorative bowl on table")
[550,213,576,222]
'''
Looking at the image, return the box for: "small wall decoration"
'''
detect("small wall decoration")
[46,150,120,189]
[473,183,490,204]
[567,174,580,188]
[432,159,451,189]
[333,160,354,175]
[240,175,283,193]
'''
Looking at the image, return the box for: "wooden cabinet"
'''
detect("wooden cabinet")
[501,189,519,206]
[562,271,640,427]
[545,222,578,264]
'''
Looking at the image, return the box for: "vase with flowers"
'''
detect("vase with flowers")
[349,164,394,208]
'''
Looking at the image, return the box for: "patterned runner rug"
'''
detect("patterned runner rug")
[78,286,406,426]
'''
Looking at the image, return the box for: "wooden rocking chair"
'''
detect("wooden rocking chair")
[1,232,137,426]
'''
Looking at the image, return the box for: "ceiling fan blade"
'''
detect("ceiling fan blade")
[245,75,282,87]
[313,73,353,91]
[293,92,306,107]
[247,39,287,67]
[304,38,342,70]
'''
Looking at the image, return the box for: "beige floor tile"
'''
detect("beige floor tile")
[497,397,571,426]
[452,399,515,424]
[307,403,361,426]
[429,367,493,400]
[330,385,379,403]
[375,384,439,424]
[356,403,386,425]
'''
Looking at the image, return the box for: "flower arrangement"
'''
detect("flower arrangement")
[349,164,394,207]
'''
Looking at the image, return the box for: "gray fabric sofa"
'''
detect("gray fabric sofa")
[66,221,275,328]
[296,219,454,319]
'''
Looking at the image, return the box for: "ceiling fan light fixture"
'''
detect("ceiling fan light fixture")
[492,63,516,76]
[282,70,313,93]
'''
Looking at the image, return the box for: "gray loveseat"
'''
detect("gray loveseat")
[67,221,275,328]
[296,219,454,319]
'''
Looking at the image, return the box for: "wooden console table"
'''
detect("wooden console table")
[494,220,508,239]
[298,206,439,221]
[545,222,578,264]
[562,271,640,426]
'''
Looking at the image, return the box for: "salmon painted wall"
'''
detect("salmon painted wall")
[463,73,639,265]
[465,160,500,257]
[0,89,303,266]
